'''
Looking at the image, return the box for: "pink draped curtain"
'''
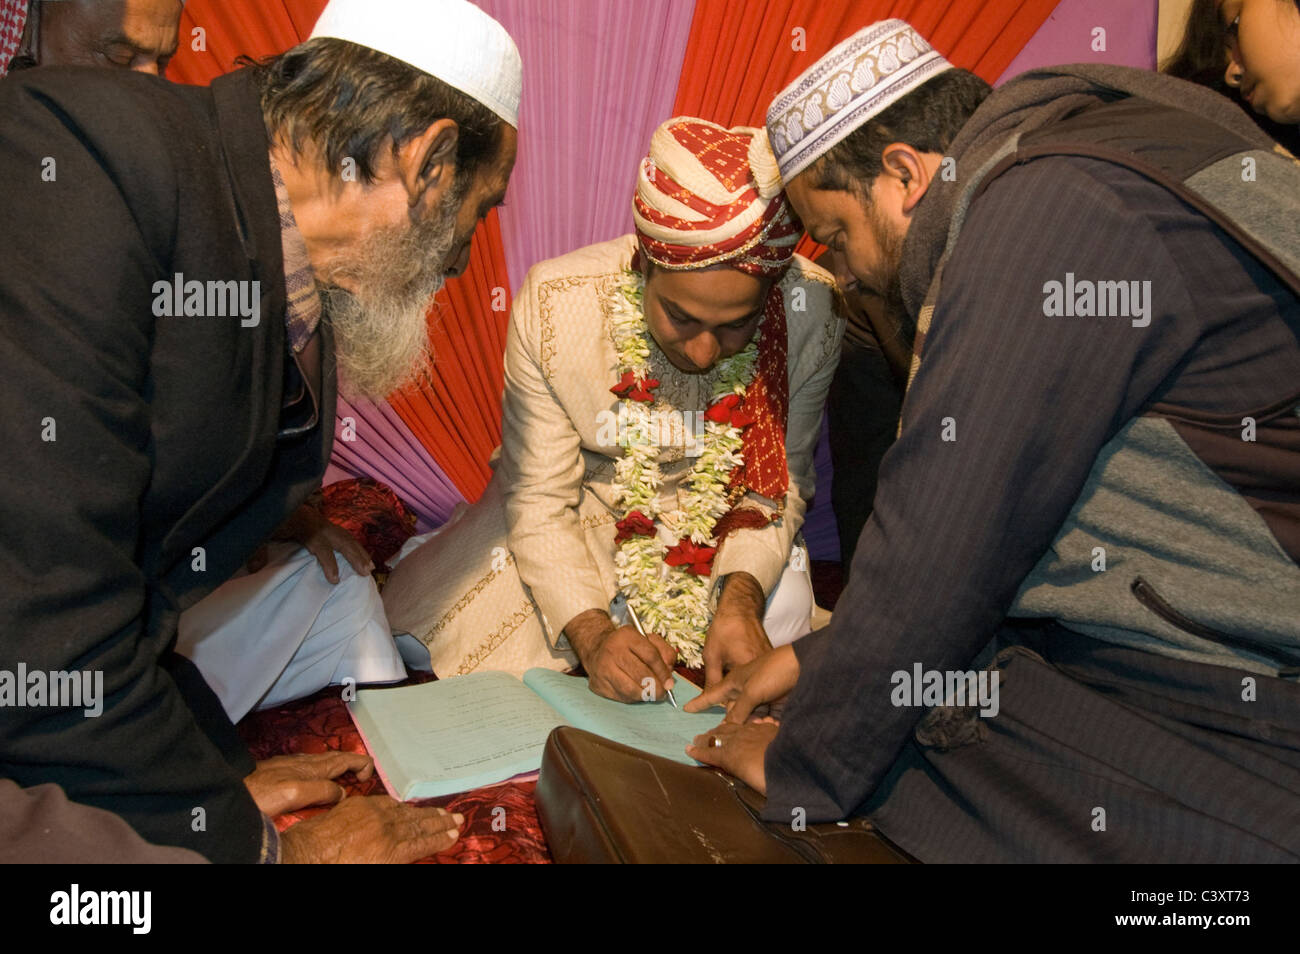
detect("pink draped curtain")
[478,0,698,282]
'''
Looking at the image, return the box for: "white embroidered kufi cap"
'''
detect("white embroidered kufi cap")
[311,0,522,128]
[766,19,952,181]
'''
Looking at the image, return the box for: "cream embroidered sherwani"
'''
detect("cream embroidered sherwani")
[382,235,844,677]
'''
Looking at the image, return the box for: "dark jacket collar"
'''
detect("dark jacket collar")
[210,69,282,287]
[209,68,328,436]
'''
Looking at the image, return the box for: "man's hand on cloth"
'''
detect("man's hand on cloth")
[279,796,463,864]
[687,718,780,795]
[566,609,677,704]
[252,500,374,583]
[244,752,377,817]
[703,572,773,689]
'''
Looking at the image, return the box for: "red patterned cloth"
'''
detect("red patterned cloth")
[320,477,418,571]
[728,286,789,504]
[238,674,553,865]
[0,0,26,75]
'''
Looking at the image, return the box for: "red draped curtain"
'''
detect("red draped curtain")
[388,216,512,497]
[169,0,323,81]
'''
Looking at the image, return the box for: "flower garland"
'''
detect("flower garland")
[608,269,759,667]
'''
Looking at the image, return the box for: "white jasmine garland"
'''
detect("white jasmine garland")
[608,269,759,667]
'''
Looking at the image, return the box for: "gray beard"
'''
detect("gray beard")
[319,184,465,403]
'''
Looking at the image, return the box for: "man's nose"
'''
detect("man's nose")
[823,248,858,291]
[685,333,721,371]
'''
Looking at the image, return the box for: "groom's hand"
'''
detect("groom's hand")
[565,609,676,703]
[703,572,772,689]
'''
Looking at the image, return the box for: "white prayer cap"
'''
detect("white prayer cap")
[310,0,522,128]
[766,19,952,182]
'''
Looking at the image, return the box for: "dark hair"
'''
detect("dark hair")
[1162,0,1300,153]
[247,37,506,184]
[810,68,991,196]
[1162,0,1231,87]
[1166,0,1300,82]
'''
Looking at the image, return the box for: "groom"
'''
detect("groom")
[383,118,844,701]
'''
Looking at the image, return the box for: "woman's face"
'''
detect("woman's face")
[1220,0,1300,124]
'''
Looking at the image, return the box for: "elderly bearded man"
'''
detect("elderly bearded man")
[7,0,407,735]
[383,118,843,701]
[1,0,424,862]
[689,20,1300,863]
[0,0,519,863]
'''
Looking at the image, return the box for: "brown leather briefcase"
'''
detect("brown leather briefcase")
[535,726,914,864]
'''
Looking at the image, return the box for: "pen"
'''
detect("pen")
[626,602,678,708]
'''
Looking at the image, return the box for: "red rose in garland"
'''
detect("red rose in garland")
[611,370,659,403]
[665,538,717,576]
[614,510,656,544]
[705,393,740,422]
[705,392,755,428]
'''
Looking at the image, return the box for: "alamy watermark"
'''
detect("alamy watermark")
[1042,273,1152,327]
[891,663,999,718]
[50,885,150,934]
[596,406,706,457]
[0,664,103,717]
[152,273,260,327]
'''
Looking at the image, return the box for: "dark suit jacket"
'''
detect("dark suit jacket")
[0,66,335,862]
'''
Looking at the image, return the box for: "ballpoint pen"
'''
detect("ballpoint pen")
[625,601,678,708]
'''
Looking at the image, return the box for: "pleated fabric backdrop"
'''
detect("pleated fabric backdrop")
[166,0,1062,544]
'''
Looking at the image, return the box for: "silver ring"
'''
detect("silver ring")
[709,736,723,748]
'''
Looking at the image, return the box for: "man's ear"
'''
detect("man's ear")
[879,142,937,214]
[635,248,654,283]
[398,118,459,207]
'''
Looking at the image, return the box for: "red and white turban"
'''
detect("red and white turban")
[633,117,801,278]
[0,0,27,76]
